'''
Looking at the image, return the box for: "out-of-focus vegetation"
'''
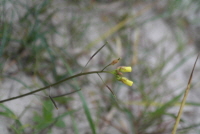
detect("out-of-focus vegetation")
[1,0,200,134]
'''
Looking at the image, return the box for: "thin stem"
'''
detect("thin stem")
[0,70,107,103]
[101,63,112,71]
[52,89,82,98]
[49,95,58,109]
[101,58,120,71]
[97,73,115,97]
[49,86,58,109]
[81,42,107,73]
[97,73,120,106]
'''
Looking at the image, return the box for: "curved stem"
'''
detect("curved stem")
[0,70,107,103]
[101,63,112,71]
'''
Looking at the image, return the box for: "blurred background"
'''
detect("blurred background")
[1,0,200,133]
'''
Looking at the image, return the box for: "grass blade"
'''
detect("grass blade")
[172,53,199,134]
[60,54,97,134]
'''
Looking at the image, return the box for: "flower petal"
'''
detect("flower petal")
[120,77,133,86]
[118,66,132,72]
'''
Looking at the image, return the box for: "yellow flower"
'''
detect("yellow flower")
[118,66,132,72]
[120,77,133,86]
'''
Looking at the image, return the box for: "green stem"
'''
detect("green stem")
[0,70,108,103]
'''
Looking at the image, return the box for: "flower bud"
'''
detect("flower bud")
[111,58,120,65]
[118,66,132,72]
[120,77,133,86]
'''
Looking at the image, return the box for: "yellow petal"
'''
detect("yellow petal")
[119,66,132,72]
[121,77,133,86]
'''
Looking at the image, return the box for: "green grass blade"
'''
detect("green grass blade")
[60,52,96,134]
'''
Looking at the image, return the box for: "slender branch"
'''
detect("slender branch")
[52,89,82,98]
[48,86,58,109]
[101,63,112,71]
[0,70,108,103]
[81,42,107,73]
[49,95,58,110]
[97,73,115,97]
[97,73,120,106]
[101,58,120,71]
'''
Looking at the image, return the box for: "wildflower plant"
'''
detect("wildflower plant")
[106,66,133,86]
[0,42,133,110]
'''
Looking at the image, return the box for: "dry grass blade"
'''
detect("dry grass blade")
[81,42,107,73]
[172,53,199,134]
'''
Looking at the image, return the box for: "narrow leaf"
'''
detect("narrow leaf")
[172,53,199,134]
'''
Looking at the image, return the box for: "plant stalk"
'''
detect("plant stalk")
[0,70,107,103]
